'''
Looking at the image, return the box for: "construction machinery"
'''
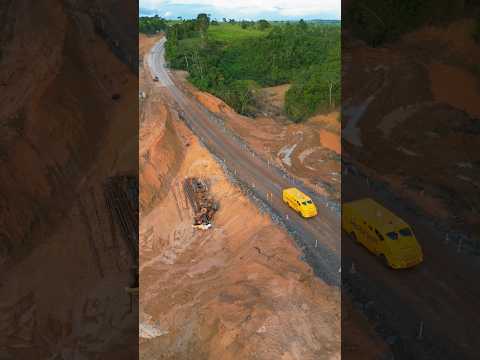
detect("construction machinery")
[183,177,218,230]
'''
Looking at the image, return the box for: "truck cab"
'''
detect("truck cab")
[342,198,423,269]
[282,187,318,218]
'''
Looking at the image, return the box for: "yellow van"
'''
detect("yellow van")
[282,188,317,218]
[342,198,423,269]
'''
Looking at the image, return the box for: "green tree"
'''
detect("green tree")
[298,19,308,30]
[346,0,468,46]
[257,19,271,31]
[474,15,480,43]
[139,16,167,34]
[165,21,340,121]
[196,13,210,33]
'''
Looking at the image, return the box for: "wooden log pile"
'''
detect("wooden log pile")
[104,175,139,266]
[183,177,218,229]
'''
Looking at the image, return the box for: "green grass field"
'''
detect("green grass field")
[207,24,270,43]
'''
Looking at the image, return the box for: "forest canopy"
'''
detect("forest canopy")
[141,15,340,122]
[345,0,477,46]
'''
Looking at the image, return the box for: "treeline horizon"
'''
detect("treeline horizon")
[140,14,340,122]
[140,15,339,25]
[346,0,480,46]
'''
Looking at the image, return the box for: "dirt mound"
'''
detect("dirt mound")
[140,33,163,59]
[139,34,185,215]
[0,1,138,358]
[403,19,480,66]
[139,101,183,214]
[256,84,292,119]
[429,63,480,118]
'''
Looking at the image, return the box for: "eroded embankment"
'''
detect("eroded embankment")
[139,34,185,215]
[342,19,480,232]
[139,111,341,359]
[172,71,341,201]
[139,35,345,359]
[0,1,138,358]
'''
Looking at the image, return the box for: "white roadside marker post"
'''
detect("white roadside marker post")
[350,262,356,274]
[417,321,424,341]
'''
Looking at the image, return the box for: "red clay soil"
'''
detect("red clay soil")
[139,33,186,215]
[341,297,390,359]
[139,34,392,360]
[173,75,341,200]
[140,119,341,359]
[0,1,138,358]
[139,36,346,360]
[342,19,480,359]
[343,20,480,233]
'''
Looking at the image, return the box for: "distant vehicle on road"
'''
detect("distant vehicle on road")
[282,187,317,218]
[342,198,423,269]
[153,76,159,81]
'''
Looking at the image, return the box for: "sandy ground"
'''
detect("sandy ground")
[341,297,389,359]
[173,72,341,200]
[139,35,344,360]
[0,2,138,358]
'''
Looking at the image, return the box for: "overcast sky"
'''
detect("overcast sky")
[140,0,341,21]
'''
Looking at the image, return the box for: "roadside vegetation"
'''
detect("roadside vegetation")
[474,14,480,43]
[139,15,167,34]
[140,14,340,122]
[346,0,477,46]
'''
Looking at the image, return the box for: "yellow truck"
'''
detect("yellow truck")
[282,187,318,218]
[342,198,423,269]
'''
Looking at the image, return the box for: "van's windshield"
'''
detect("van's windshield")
[399,228,412,237]
[386,231,398,240]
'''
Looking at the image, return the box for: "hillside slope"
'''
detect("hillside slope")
[0,1,138,358]
[139,35,345,360]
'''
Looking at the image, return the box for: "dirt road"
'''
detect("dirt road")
[148,38,341,286]
[343,170,480,359]
[150,36,480,359]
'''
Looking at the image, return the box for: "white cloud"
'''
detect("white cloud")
[140,0,340,18]
[164,11,172,16]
